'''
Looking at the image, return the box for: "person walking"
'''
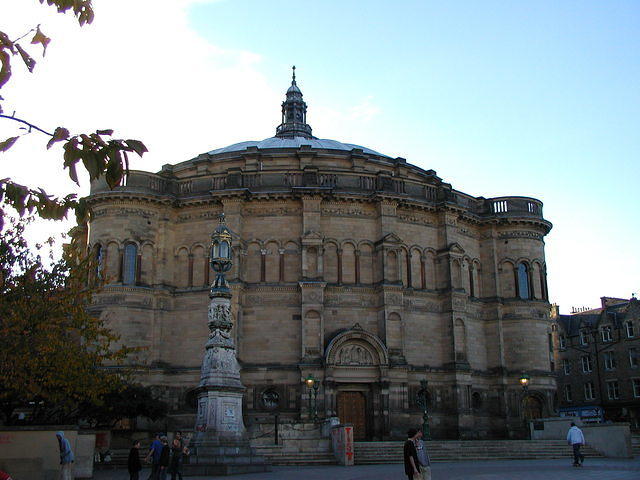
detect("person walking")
[158,436,170,480]
[128,440,142,480]
[414,428,431,480]
[168,436,182,480]
[145,433,163,480]
[566,421,585,467]
[55,431,74,480]
[169,431,189,480]
[404,428,421,480]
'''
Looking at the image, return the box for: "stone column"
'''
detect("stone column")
[188,216,268,475]
[193,285,245,440]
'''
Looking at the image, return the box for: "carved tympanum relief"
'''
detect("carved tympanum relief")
[336,343,374,366]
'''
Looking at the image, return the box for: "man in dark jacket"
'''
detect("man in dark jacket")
[158,436,170,480]
[403,428,421,479]
[128,440,142,480]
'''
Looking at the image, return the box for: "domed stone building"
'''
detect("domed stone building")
[85,72,554,440]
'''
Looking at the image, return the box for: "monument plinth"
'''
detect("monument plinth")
[186,215,269,476]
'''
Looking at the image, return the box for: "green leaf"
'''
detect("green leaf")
[105,149,123,189]
[81,151,102,180]
[46,127,70,149]
[125,139,148,157]
[67,162,79,186]
[31,25,51,57]
[0,50,12,89]
[15,44,36,73]
[0,136,19,152]
[0,31,15,52]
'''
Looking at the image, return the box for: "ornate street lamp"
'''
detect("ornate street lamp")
[304,374,319,422]
[209,213,233,291]
[192,213,248,448]
[415,379,431,440]
[519,373,531,439]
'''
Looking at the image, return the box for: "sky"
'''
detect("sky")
[2,0,638,311]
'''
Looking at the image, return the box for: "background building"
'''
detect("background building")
[552,296,640,430]
[84,74,554,439]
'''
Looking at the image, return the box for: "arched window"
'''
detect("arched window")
[540,266,548,300]
[123,243,138,285]
[95,244,103,280]
[517,262,530,300]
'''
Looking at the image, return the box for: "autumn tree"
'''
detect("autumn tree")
[0,212,136,424]
[0,0,146,223]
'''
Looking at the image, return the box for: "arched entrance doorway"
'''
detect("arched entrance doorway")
[522,395,543,420]
[324,324,390,440]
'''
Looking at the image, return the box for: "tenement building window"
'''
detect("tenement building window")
[630,348,639,368]
[559,335,566,349]
[565,385,572,402]
[581,355,593,373]
[580,329,590,346]
[606,381,620,400]
[563,359,571,375]
[633,379,640,398]
[601,326,612,342]
[626,321,635,338]
[604,351,617,370]
[584,382,595,401]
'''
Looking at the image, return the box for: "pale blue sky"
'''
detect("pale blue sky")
[187,0,639,310]
[3,0,638,311]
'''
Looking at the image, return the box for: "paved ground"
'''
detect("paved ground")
[94,458,640,480]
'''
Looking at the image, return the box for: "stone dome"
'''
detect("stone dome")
[207,136,389,158]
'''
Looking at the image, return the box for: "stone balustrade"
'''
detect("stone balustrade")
[89,170,545,220]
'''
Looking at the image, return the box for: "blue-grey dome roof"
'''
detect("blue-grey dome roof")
[207,136,389,158]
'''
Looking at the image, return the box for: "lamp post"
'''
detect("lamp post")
[415,379,431,440]
[305,374,319,422]
[193,213,245,439]
[519,373,531,439]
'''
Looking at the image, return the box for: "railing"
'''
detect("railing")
[90,171,545,221]
[318,174,337,187]
[242,173,261,188]
[178,180,192,194]
[284,173,302,187]
[211,176,226,190]
[485,196,544,218]
[359,175,376,190]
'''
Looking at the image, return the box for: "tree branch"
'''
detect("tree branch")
[0,114,53,136]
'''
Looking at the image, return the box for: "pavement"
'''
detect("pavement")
[93,458,640,480]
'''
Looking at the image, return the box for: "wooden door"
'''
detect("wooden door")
[337,391,367,440]
[523,395,543,420]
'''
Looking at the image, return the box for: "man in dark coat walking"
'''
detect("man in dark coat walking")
[404,428,421,480]
[128,440,142,480]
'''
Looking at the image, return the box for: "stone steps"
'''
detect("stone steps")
[97,438,611,468]
[631,435,640,457]
[252,446,336,465]
[354,440,603,464]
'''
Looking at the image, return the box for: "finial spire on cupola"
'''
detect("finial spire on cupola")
[275,66,314,139]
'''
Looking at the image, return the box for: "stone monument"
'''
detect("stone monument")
[185,214,269,475]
